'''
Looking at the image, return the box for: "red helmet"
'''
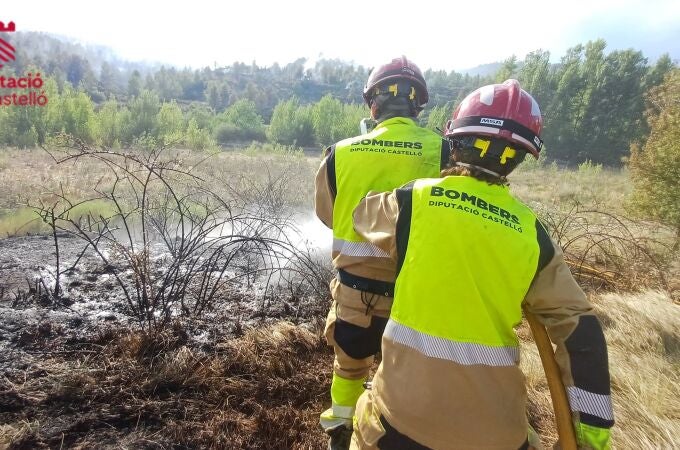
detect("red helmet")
[444,79,543,157]
[363,56,429,108]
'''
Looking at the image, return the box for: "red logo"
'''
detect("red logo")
[0,21,16,69]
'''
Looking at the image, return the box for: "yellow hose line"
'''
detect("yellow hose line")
[524,309,578,450]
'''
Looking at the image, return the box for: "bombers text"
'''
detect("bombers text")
[350,138,423,149]
[429,186,523,233]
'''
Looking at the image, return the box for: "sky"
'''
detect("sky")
[4,0,680,71]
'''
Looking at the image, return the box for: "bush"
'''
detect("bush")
[185,119,216,151]
[267,98,315,147]
[243,142,304,157]
[628,69,680,248]
[577,159,603,176]
[133,133,159,152]
[124,90,161,140]
[214,123,266,146]
[15,126,39,149]
[220,99,266,142]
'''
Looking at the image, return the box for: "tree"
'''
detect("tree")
[643,54,675,112]
[292,104,315,147]
[545,44,586,162]
[128,70,142,97]
[185,118,215,151]
[268,97,314,146]
[495,55,518,83]
[154,66,183,101]
[100,62,122,94]
[157,101,185,145]
[312,94,345,146]
[219,99,266,141]
[581,49,647,164]
[335,103,367,141]
[186,104,215,130]
[97,99,123,147]
[44,84,97,143]
[628,69,680,248]
[638,53,677,141]
[425,103,454,132]
[0,107,39,148]
[519,50,553,110]
[123,90,160,141]
[0,67,57,147]
[64,54,93,87]
[206,80,230,111]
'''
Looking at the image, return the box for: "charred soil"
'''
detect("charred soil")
[0,234,333,449]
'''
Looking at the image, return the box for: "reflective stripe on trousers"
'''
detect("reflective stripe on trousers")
[567,386,614,421]
[384,319,519,366]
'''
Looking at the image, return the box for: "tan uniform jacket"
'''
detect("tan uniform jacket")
[351,185,614,449]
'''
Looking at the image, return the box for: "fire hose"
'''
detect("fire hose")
[524,309,578,450]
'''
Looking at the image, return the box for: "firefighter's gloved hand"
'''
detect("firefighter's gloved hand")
[574,421,611,450]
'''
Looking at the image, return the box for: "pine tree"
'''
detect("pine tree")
[629,69,680,248]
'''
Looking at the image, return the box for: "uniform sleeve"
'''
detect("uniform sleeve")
[352,190,400,261]
[523,222,614,430]
[314,146,336,229]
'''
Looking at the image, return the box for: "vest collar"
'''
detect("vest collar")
[443,175,510,193]
[376,117,417,127]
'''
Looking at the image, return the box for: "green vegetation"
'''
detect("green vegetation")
[0,200,115,237]
[628,69,680,247]
[1,33,675,164]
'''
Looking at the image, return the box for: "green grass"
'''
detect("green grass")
[0,207,45,236]
[0,199,116,237]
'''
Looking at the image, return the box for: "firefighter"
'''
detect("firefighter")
[315,56,450,449]
[350,79,614,449]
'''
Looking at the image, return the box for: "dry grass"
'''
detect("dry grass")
[0,148,319,237]
[511,162,631,214]
[2,148,619,221]
[193,149,318,210]
[2,291,677,449]
[1,321,333,449]
[511,163,676,298]
[0,149,115,212]
[520,290,680,449]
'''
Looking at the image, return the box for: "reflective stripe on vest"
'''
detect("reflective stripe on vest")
[385,319,519,366]
[332,117,442,257]
[391,176,541,349]
[333,238,389,258]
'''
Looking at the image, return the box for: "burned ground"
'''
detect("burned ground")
[0,231,336,450]
[1,321,334,449]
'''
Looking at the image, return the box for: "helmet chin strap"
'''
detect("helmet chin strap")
[454,162,502,178]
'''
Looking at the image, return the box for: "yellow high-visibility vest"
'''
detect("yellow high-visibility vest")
[333,117,443,256]
[390,176,541,358]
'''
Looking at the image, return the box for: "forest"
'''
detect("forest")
[0,32,675,165]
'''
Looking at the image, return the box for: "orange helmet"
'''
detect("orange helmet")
[363,56,428,109]
[444,79,543,157]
